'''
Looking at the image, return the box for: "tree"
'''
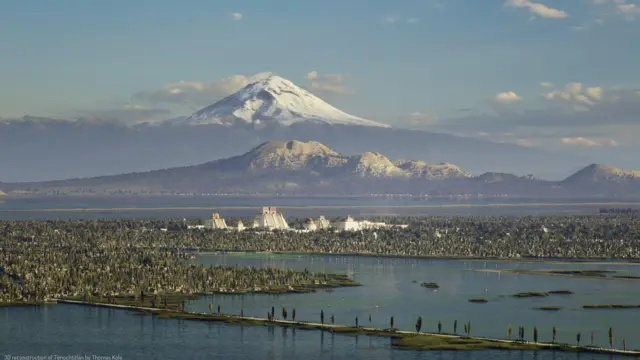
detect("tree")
[464,324,468,336]
[438,321,442,334]
[609,327,613,348]
[282,307,287,320]
[623,338,626,351]
[415,316,422,333]
[577,333,581,346]
[321,309,324,324]
[355,316,359,327]
[390,316,395,330]
[271,306,275,319]
[292,308,296,321]
[331,314,335,324]
[241,306,244,317]
[369,314,372,323]
[507,324,512,339]
[454,320,458,334]
[533,327,538,343]
[467,321,471,336]
[217,304,221,314]
[552,326,556,343]
[591,331,595,346]
[208,303,212,313]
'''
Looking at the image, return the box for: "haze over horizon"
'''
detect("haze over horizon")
[2,0,639,169]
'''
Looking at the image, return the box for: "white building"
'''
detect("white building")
[236,221,245,232]
[253,207,289,230]
[316,216,332,229]
[333,216,408,232]
[204,213,229,230]
[334,216,361,231]
[303,218,317,231]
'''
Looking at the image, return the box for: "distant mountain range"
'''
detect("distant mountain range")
[0,76,584,182]
[2,140,639,198]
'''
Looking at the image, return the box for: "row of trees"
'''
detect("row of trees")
[209,303,631,351]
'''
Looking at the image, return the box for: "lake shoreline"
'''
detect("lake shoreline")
[193,250,640,264]
[3,200,640,213]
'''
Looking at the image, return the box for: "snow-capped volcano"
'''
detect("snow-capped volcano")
[178,75,390,128]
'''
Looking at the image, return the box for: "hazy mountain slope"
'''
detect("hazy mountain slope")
[1,140,487,195]
[563,164,640,184]
[4,140,638,198]
[0,119,585,182]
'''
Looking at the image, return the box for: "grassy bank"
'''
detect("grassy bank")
[147,309,639,356]
[0,301,44,307]
[57,274,359,311]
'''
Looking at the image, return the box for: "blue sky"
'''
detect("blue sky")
[2,0,640,160]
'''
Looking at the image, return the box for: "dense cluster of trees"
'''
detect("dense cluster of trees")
[2,214,639,302]
[0,220,329,303]
[191,214,637,258]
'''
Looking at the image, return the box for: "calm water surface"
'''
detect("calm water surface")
[191,254,640,350]
[1,196,636,220]
[0,304,629,360]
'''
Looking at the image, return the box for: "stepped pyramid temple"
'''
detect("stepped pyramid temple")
[203,213,229,230]
[253,207,289,230]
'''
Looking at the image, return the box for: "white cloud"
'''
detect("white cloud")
[504,0,568,19]
[539,82,554,88]
[561,137,618,147]
[406,18,420,24]
[383,17,397,24]
[543,82,603,110]
[493,91,523,104]
[585,86,604,100]
[618,3,640,20]
[133,72,273,106]
[420,83,640,150]
[305,71,354,97]
[230,12,243,21]
[392,112,440,129]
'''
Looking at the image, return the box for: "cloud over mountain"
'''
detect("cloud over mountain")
[132,72,273,106]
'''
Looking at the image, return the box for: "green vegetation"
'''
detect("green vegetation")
[420,282,440,289]
[0,301,44,307]
[548,289,574,295]
[0,220,360,303]
[534,306,564,311]
[612,275,640,279]
[393,335,543,351]
[513,292,549,298]
[496,269,637,280]
[583,304,640,309]
[468,298,489,303]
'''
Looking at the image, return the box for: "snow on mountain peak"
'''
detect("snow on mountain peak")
[179,75,390,128]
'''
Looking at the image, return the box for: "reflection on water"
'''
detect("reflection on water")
[0,304,623,359]
[192,254,640,349]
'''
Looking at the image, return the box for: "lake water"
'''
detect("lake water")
[1,253,637,359]
[2,196,639,220]
[189,254,640,351]
[0,303,626,360]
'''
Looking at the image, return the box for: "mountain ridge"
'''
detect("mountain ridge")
[2,140,638,198]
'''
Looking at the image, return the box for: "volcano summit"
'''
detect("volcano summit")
[174,75,389,128]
